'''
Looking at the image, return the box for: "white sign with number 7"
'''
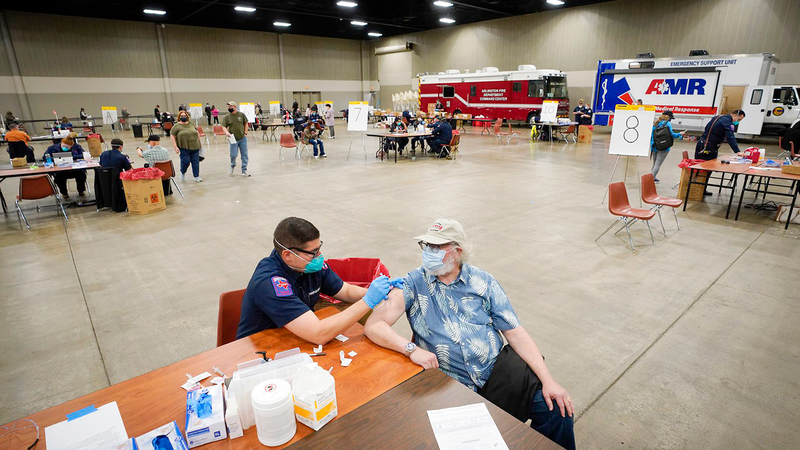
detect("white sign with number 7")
[348,101,369,131]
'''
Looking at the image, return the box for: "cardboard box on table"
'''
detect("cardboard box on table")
[578,126,593,143]
[781,163,800,176]
[121,177,166,215]
[677,168,708,202]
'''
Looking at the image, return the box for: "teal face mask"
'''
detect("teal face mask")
[732,121,740,126]
[303,254,324,273]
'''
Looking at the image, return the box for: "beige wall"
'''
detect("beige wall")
[0,11,367,121]
[370,0,800,109]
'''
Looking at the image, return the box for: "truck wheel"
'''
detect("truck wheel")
[527,112,538,125]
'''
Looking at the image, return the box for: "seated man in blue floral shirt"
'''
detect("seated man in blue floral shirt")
[365,219,575,450]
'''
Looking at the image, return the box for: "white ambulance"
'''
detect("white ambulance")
[591,53,800,137]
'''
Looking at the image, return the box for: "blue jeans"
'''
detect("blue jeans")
[529,390,575,450]
[308,138,325,156]
[179,148,200,177]
[229,137,249,172]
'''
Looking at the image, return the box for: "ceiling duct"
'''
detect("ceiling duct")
[375,42,413,55]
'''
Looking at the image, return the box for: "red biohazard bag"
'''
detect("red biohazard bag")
[119,167,165,180]
[678,158,706,169]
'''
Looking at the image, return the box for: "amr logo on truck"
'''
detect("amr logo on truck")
[418,65,569,124]
[645,79,707,95]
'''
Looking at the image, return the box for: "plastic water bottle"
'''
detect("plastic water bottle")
[45,154,53,167]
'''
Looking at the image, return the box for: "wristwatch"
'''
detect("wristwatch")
[405,342,417,356]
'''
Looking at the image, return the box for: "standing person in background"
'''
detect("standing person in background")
[649,111,684,183]
[305,104,312,118]
[636,99,644,106]
[324,104,335,139]
[222,101,250,177]
[120,108,131,130]
[5,110,18,125]
[694,109,746,196]
[572,99,592,132]
[171,110,203,182]
[292,99,299,117]
[79,108,88,122]
[211,105,219,124]
[205,103,212,125]
[154,105,161,121]
[256,102,263,116]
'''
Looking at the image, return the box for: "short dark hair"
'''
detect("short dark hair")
[111,138,124,149]
[273,217,319,252]
[731,109,746,117]
[9,122,18,128]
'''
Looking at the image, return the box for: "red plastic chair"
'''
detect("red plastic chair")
[318,258,389,324]
[641,173,682,234]
[154,160,184,199]
[493,118,509,144]
[596,182,656,251]
[279,132,304,160]
[213,124,226,143]
[441,133,461,161]
[196,126,209,146]
[15,175,68,229]
[217,289,245,347]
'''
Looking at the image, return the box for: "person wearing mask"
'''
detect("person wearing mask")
[100,138,132,173]
[171,110,203,182]
[236,217,398,343]
[221,101,250,176]
[205,103,212,126]
[305,104,312,118]
[426,116,453,158]
[136,134,172,194]
[410,117,428,153]
[154,105,161,121]
[572,99,592,130]
[211,105,219,124]
[385,116,408,154]
[120,108,131,130]
[301,122,326,158]
[364,219,575,450]
[324,104,336,139]
[4,122,35,162]
[59,116,73,130]
[649,111,684,183]
[79,108,88,121]
[43,136,88,199]
[695,109,746,196]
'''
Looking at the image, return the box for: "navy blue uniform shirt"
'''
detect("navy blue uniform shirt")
[99,149,132,172]
[431,120,453,142]
[236,249,344,339]
[701,114,740,153]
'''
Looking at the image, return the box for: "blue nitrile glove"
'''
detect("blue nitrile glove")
[388,278,405,290]
[364,275,391,309]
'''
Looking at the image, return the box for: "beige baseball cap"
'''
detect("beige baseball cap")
[226,101,237,107]
[414,219,466,245]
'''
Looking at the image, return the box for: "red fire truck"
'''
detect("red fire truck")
[418,65,570,124]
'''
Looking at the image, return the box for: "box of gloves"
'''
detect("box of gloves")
[185,384,227,448]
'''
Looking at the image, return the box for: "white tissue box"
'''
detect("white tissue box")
[185,384,227,448]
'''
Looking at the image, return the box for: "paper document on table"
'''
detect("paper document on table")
[427,403,508,450]
[45,401,130,450]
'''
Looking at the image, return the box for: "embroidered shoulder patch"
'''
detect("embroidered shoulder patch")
[271,276,293,297]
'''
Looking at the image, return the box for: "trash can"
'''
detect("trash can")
[132,123,144,138]
[119,167,167,215]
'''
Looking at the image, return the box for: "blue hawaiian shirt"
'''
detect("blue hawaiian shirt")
[402,264,520,390]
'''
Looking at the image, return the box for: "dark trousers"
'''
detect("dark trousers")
[53,170,87,195]
[213,116,219,124]
[206,114,211,125]
[427,137,448,154]
[411,137,426,150]
[528,391,575,450]
[179,148,200,177]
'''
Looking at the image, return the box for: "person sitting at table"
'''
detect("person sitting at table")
[435,99,444,111]
[364,219,575,450]
[385,116,408,154]
[100,138,132,173]
[236,217,398,344]
[43,135,88,199]
[59,116,73,130]
[5,122,35,162]
[301,122,326,158]
[136,134,172,195]
[410,118,429,153]
[426,116,453,158]
[79,108,88,121]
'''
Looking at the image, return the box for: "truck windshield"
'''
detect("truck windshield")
[546,77,568,99]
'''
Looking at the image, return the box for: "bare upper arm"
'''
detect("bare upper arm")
[365,288,406,328]
[283,310,323,343]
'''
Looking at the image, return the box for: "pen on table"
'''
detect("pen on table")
[310,352,326,357]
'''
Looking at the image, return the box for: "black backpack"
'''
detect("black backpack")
[653,121,673,150]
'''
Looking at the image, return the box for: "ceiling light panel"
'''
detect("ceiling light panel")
[273,21,291,27]
[337,1,358,7]
[234,6,256,12]
[143,9,166,15]
[439,18,455,24]
[433,1,453,6]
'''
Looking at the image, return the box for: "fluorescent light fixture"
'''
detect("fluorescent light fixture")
[143,9,166,15]
[439,18,455,24]
[433,1,453,6]
[546,0,565,5]
[351,21,368,26]
[234,6,256,12]
[337,1,358,7]
[368,32,382,37]
[273,21,291,27]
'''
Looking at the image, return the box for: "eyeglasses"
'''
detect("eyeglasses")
[418,241,453,251]
[290,240,323,258]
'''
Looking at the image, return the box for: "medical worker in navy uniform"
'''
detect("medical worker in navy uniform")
[237,217,401,344]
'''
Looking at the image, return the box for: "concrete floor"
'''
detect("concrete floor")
[1,124,798,448]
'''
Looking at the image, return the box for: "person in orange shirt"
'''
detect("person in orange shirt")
[5,122,34,162]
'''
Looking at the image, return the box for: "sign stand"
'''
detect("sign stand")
[602,105,655,205]
[346,101,369,161]
[102,106,119,137]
